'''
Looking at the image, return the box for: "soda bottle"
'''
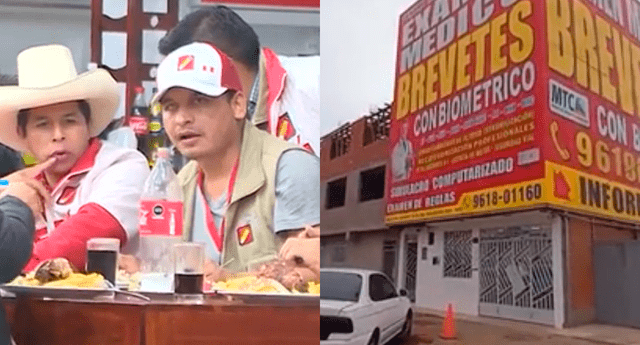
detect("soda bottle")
[147,95,166,168]
[137,147,183,292]
[129,86,149,156]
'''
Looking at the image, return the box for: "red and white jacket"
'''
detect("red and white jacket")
[260,48,319,155]
[24,138,149,272]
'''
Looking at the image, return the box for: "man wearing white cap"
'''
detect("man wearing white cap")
[154,42,319,281]
[0,44,150,272]
[158,6,319,156]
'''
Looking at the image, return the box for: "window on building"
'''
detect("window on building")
[332,244,346,263]
[443,230,472,278]
[359,166,385,202]
[326,177,347,209]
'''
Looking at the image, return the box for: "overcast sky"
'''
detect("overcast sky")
[320,0,415,135]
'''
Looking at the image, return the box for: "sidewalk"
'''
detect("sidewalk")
[408,307,640,345]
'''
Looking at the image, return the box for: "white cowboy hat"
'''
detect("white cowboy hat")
[0,44,119,152]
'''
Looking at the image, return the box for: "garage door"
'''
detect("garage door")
[479,226,554,325]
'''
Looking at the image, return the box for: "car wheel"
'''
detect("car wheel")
[367,330,379,345]
[400,311,413,339]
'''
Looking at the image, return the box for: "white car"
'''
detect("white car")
[320,268,413,345]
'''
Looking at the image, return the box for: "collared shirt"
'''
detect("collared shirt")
[23,138,149,271]
[190,150,320,264]
[246,73,260,120]
[192,186,226,264]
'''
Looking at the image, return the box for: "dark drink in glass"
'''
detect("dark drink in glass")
[87,250,117,285]
[174,272,204,294]
[174,242,205,299]
[86,238,120,286]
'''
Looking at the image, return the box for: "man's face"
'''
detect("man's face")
[21,101,90,177]
[161,88,246,160]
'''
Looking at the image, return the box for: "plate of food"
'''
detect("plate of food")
[1,258,114,299]
[210,260,319,301]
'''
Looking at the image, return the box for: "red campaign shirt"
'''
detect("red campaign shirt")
[23,138,129,272]
[23,203,126,272]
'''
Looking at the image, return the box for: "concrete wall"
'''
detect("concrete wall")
[564,217,637,327]
[412,211,555,317]
[0,1,318,78]
[0,4,91,75]
[321,159,388,234]
[413,226,480,316]
[184,0,320,56]
[321,230,399,274]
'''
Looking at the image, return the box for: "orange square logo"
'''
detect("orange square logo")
[177,55,194,71]
[277,113,296,141]
[236,224,254,246]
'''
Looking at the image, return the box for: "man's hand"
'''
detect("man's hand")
[1,179,51,217]
[280,225,320,278]
[2,157,56,185]
[118,254,140,274]
[281,266,318,291]
[204,259,229,283]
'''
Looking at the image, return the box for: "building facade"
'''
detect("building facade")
[320,105,404,283]
[382,0,640,330]
[322,105,640,328]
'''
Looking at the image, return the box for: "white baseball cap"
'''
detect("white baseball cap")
[152,42,243,105]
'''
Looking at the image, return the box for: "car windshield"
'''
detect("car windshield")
[321,271,362,302]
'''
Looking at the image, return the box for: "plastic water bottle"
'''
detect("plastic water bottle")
[137,147,183,292]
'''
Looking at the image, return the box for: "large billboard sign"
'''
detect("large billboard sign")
[386,0,640,225]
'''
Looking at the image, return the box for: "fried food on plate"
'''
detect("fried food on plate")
[212,272,320,295]
[307,281,320,295]
[8,258,105,289]
[116,269,141,291]
[34,257,75,283]
[213,274,290,293]
[254,260,320,293]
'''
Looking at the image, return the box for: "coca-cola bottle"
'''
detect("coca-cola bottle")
[129,86,149,156]
[137,147,183,292]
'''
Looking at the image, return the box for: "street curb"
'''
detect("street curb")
[413,309,631,345]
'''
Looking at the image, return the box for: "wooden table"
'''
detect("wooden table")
[3,293,318,345]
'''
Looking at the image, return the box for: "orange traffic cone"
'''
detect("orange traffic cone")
[439,303,457,340]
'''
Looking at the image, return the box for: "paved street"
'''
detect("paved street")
[384,313,640,345]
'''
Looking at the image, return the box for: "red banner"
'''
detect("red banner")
[542,0,640,221]
[386,0,546,224]
[387,0,640,225]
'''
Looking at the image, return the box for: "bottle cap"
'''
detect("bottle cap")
[135,86,144,93]
[156,147,170,159]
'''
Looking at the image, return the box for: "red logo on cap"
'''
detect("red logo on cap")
[202,65,215,73]
[177,55,194,71]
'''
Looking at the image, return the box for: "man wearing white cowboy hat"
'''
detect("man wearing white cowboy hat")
[0,44,149,273]
[152,42,319,286]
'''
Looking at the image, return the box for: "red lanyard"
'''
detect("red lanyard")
[197,160,239,251]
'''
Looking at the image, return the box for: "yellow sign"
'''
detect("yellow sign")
[385,178,548,225]
[545,162,640,223]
